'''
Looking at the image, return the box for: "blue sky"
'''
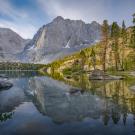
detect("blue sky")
[0,0,135,39]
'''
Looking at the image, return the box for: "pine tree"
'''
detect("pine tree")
[80,50,86,71]
[90,48,96,70]
[130,13,135,62]
[121,20,127,70]
[111,22,120,71]
[101,20,109,72]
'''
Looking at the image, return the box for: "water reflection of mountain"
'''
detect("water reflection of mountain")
[0,78,29,113]
[27,76,135,125]
[0,71,42,114]
[0,70,41,78]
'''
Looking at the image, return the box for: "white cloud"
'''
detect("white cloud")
[0,0,29,21]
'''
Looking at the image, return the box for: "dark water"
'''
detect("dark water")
[0,71,135,135]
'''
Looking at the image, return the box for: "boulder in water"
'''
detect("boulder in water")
[69,88,84,94]
[89,69,124,80]
[0,74,8,78]
[0,80,13,90]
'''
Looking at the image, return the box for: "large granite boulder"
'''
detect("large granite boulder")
[89,69,124,80]
[0,74,8,78]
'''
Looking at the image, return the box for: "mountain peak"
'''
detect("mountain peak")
[53,16,64,22]
[91,21,99,25]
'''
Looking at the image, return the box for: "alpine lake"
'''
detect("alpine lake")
[0,70,135,135]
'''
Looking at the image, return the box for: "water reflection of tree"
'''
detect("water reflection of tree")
[78,76,127,126]
[79,73,90,93]
[131,95,135,127]
[73,77,133,126]
[50,71,135,126]
[0,112,14,122]
[111,81,121,124]
[105,80,135,125]
[102,81,110,126]
[121,81,128,125]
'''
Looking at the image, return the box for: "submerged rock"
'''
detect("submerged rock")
[89,69,124,80]
[0,74,8,78]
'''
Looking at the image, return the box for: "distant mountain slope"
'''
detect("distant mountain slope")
[0,28,29,61]
[22,16,101,63]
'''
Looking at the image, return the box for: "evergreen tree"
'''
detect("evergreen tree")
[80,50,86,71]
[90,48,96,70]
[111,22,120,71]
[130,13,135,62]
[101,20,110,72]
[121,20,127,70]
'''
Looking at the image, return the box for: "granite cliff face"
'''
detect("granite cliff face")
[22,16,101,63]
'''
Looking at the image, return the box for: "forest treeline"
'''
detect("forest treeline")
[0,62,45,70]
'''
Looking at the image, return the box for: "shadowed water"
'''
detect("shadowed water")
[0,71,135,135]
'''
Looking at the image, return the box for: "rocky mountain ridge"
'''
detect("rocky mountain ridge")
[0,16,101,63]
[22,16,101,63]
[0,27,29,62]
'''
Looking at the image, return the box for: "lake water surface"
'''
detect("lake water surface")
[0,71,135,135]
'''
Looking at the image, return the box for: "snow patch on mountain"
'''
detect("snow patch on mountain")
[64,39,70,48]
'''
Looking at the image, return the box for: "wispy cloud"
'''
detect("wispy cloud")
[37,0,135,25]
[37,0,109,23]
[0,0,28,20]
[0,0,135,38]
[0,0,37,39]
